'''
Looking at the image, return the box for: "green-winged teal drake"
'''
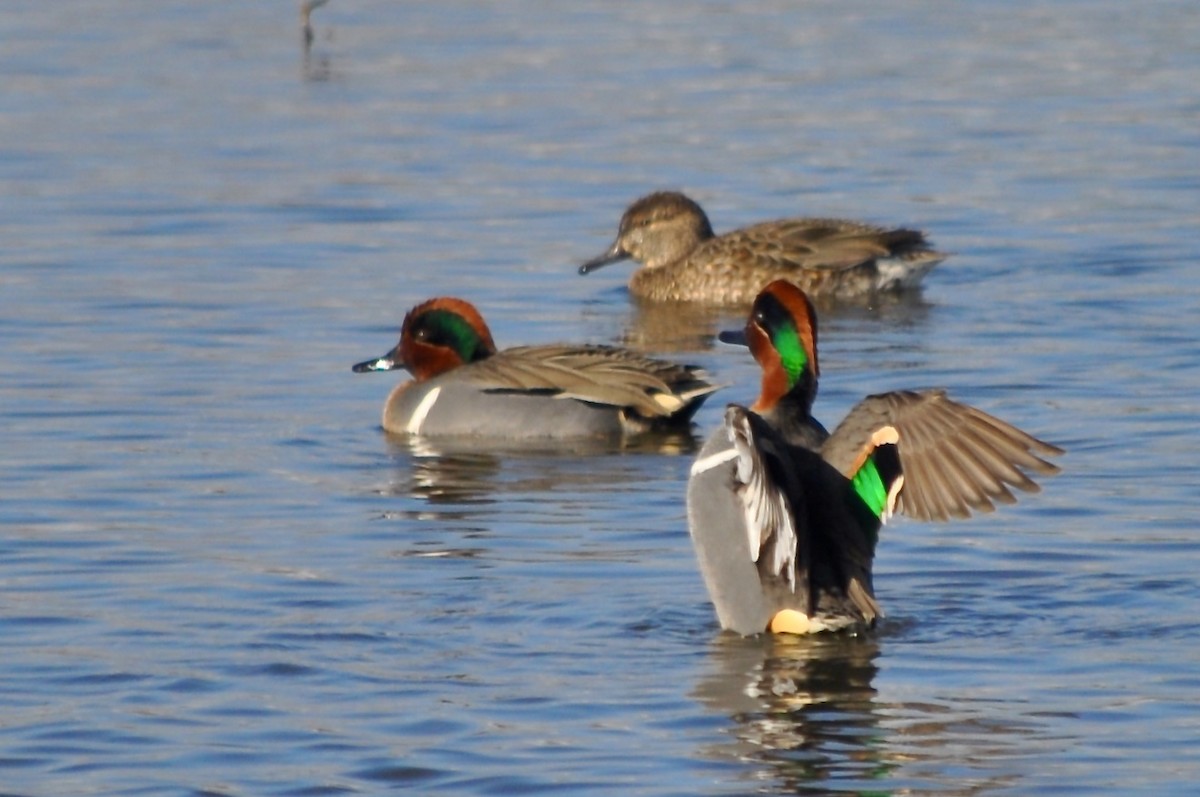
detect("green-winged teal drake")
[353,297,720,439]
[686,280,1062,635]
[578,191,945,304]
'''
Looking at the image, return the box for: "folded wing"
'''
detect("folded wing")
[467,345,719,418]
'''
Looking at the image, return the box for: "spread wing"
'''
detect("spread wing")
[821,390,1063,523]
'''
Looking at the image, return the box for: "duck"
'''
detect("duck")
[686,280,1062,635]
[352,297,720,439]
[578,191,945,305]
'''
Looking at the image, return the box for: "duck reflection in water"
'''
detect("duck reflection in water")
[694,632,894,789]
[612,290,935,357]
[694,630,1071,793]
[617,297,735,354]
[384,436,504,506]
[382,433,704,506]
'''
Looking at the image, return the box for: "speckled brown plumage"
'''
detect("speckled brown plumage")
[580,192,945,304]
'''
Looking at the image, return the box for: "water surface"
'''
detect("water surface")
[2,1,1199,794]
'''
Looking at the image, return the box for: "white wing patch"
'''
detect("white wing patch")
[405,387,442,435]
[882,474,904,524]
[725,410,797,592]
[871,425,901,524]
[689,447,739,476]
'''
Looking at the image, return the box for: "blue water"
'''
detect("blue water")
[2,1,1199,794]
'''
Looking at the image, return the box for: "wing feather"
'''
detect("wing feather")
[823,390,1062,524]
[726,407,798,592]
[464,345,718,417]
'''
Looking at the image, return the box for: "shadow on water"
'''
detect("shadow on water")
[694,632,894,793]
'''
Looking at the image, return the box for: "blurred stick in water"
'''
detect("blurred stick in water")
[301,0,330,48]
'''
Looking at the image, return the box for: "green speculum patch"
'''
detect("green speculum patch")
[852,456,888,519]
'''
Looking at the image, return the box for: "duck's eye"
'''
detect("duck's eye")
[638,217,653,228]
[414,327,430,341]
